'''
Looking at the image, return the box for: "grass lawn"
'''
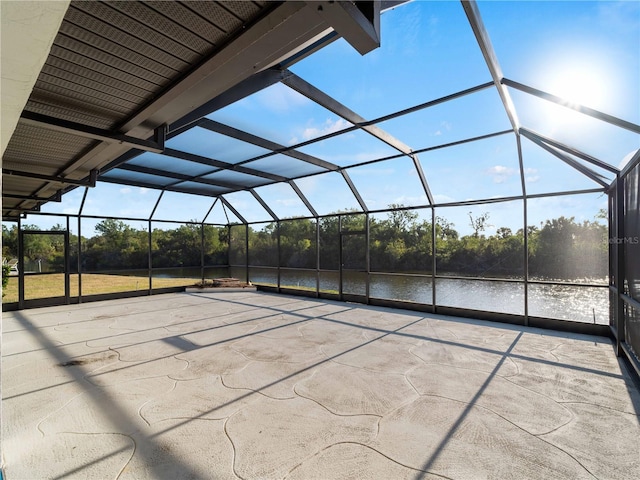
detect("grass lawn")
[2,273,201,304]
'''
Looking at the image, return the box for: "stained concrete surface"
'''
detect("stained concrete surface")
[2,290,639,479]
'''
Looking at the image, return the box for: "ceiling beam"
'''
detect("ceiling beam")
[161,148,286,183]
[19,111,166,153]
[167,68,287,135]
[54,1,336,182]
[115,163,248,191]
[99,176,222,199]
[307,1,381,55]
[3,191,62,203]
[197,118,339,171]
[3,168,98,187]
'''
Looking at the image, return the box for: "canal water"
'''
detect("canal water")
[239,268,609,325]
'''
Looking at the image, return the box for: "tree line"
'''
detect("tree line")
[2,220,228,272]
[2,207,607,280]
[244,207,607,280]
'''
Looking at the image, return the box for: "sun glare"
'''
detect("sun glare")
[548,63,606,110]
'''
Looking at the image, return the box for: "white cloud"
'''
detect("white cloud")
[520,168,540,183]
[433,120,452,136]
[433,194,455,204]
[301,118,351,141]
[257,83,310,113]
[485,165,516,184]
[119,187,131,194]
[276,198,301,207]
[487,165,515,175]
[393,194,428,205]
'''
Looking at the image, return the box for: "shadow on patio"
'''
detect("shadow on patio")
[2,290,639,479]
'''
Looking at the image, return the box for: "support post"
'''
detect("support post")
[277,221,281,293]
[245,224,250,285]
[316,219,320,297]
[77,215,82,303]
[615,175,626,356]
[339,216,344,301]
[366,213,370,304]
[148,220,153,294]
[200,223,205,283]
[65,218,70,304]
[18,217,24,310]
[432,207,437,312]
[516,133,529,326]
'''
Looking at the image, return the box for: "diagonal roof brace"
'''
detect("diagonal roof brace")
[341,170,368,212]
[282,71,414,156]
[520,127,619,174]
[503,78,640,135]
[289,180,319,218]
[219,196,247,224]
[20,111,167,153]
[410,154,435,205]
[462,0,519,132]
[250,189,279,222]
[523,133,610,188]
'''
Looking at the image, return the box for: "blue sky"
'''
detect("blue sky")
[25,0,640,237]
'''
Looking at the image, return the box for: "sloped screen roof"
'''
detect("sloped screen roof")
[3,0,639,224]
[97,0,639,224]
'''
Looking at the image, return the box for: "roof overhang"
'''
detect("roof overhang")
[2,0,387,221]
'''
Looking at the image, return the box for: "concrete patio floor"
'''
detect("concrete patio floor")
[2,290,639,479]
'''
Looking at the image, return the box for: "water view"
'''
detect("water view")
[240,268,609,325]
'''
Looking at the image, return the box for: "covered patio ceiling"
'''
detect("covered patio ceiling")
[1,0,393,221]
[2,1,639,224]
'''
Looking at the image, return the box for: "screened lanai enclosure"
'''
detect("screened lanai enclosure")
[2,0,639,376]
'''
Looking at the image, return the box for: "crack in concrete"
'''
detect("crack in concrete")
[283,441,453,480]
[36,390,88,437]
[223,415,243,480]
[221,373,297,401]
[115,432,138,480]
[292,381,385,422]
[137,379,177,427]
[557,400,640,418]
[7,292,635,479]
